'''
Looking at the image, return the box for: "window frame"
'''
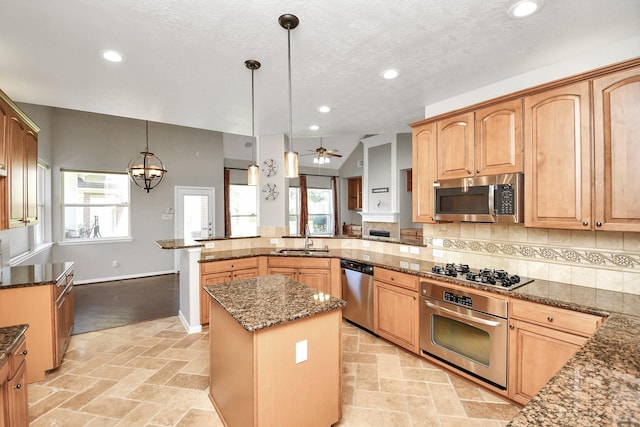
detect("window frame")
[60,169,132,244]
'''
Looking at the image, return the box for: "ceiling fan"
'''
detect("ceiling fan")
[303,138,342,165]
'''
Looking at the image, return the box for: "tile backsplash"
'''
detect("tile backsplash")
[422,223,640,295]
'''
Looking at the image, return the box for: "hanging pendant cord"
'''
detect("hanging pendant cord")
[287,26,293,152]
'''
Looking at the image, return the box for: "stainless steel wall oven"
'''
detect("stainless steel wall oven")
[419,280,508,389]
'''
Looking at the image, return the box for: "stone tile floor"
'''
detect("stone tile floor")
[28,317,519,426]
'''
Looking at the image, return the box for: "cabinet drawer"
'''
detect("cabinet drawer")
[201,257,258,274]
[9,337,27,377]
[510,299,603,337]
[267,256,331,269]
[374,268,419,291]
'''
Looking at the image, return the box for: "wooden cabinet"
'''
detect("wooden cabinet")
[0,335,28,427]
[411,121,437,223]
[592,65,640,232]
[373,268,420,354]
[342,224,362,237]
[0,90,39,230]
[474,99,523,176]
[7,337,27,427]
[54,271,74,367]
[267,256,332,295]
[508,298,603,405]
[0,265,75,383]
[524,81,592,230]
[436,112,475,180]
[200,257,259,325]
[347,176,362,210]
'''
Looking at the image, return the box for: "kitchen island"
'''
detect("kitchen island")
[203,274,347,427]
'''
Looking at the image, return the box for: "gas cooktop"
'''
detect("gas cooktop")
[429,263,533,291]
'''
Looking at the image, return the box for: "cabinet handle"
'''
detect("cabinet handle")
[466,169,472,175]
[21,349,28,356]
[582,221,589,227]
[476,169,480,174]
[547,316,554,322]
[14,383,21,390]
[596,222,602,227]
[509,324,515,330]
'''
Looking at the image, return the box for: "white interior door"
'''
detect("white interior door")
[174,186,214,271]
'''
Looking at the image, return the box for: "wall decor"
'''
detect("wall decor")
[262,183,279,200]
[262,158,278,177]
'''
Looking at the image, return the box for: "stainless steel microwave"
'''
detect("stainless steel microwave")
[433,173,523,223]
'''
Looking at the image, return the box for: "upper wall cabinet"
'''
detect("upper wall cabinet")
[0,89,39,229]
[474,99,523,176]
[524,81,592,230]
[411,121,437,223]
[592,66,640,232]
[436,112,474,180]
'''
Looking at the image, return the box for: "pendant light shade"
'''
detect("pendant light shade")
[127,121,167,193]
[279,13,299,178]
[245,59,261,186]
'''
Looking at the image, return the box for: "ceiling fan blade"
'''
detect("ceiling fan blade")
[326,152,342,157]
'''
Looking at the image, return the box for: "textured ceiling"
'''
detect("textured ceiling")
[0,0,639,168]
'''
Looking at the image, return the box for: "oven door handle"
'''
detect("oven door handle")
[425,301,502,327]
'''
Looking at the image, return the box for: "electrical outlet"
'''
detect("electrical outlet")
[270,238,279,244]
[362,241,370,248]
[112,260,118,268]
[410,247,420,254]
[399,245,409,253]
[205,242,215,249]
[433,249,444,258]
[433,238,444,247]
[399,261,409,268]
[295,340,308,364]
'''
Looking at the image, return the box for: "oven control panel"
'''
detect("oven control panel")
[443,291,472,307]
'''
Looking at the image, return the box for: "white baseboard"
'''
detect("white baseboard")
[74,270,177,285]
[179,310,203,334]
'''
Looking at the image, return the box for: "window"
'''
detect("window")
[289,186,334,236]
[62,170,130,241]
[229,184,257,237]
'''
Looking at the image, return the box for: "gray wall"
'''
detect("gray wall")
[7,105,225,282]
[338,142,364,227]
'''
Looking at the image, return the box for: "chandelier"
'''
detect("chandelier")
[127,120,167,193]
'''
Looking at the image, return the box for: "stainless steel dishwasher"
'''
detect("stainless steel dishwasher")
[341,259,375,332]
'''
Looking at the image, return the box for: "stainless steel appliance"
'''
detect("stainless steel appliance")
[420,279,509,389]
[429,263,534,291]
[341,259,375,332]
[433,173,523,223]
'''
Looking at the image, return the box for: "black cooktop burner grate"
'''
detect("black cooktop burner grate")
[430,263,532,290]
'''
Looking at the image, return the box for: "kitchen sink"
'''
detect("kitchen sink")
[272,248,330,256]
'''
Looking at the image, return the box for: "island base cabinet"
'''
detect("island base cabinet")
[209,299,341,427]
[508,319,586,405]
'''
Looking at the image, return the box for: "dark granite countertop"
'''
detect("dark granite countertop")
[0,324,28,366]
[203,274,347,332]
[0,262,74,290]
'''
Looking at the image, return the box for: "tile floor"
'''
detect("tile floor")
[28,316,519,426]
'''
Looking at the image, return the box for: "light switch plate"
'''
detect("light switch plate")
[433,238,444,247]
[409,247,420,254]
[362,241,370,248]
[433,249,444,258]
[399,245,409,253]
[400,261,409,268]
[204,242,215,249]
[296,340,308,364]
[270,238,279,244]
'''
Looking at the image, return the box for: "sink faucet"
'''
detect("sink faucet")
[304,224,313,250]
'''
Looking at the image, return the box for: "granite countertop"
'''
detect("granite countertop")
[203,274,347,332]
[0,262,75,290]
[0,324,29,366]
[507,313,640,426]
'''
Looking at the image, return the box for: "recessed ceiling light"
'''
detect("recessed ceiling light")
[318,106,331,113]
[382,69,400,80]
[309,125,320,131]
[507,0,543,18]
[101,49,124,63]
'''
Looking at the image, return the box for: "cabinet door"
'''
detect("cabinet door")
[524,81,592,229]
[266,267,297,280]
[475,99,523,176]
[412,121,437,222]
[233,268,259,281]
[7,117,25,228]
[347,177,362,210]
[297,268,330,294]
[593,66,640,232]
[0,363,8,427]
[201,271,233,325]
[7,361,27,427]
[436,112,474,180]
[373,280,419,354]
[508,319,586,405]
[55,292,69,366]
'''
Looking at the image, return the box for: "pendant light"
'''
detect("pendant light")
[245,59,261,186]
[280,13,299,178]
[127,121,167,193]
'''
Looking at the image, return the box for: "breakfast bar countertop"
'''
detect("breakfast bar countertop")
[203,274,347,332]
[0,262,75,290]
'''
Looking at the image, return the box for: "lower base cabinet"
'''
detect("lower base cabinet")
[0,336,28,427]
[267,257,337,296]
[373,268,420,354]
[508,298,603,405]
